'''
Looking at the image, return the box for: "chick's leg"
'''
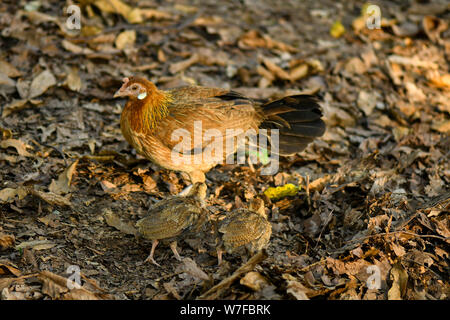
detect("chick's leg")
[217,249,224,266]
[170,241,182,261]
[144,240,160,266]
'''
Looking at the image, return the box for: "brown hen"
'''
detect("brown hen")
[114,76,325,184]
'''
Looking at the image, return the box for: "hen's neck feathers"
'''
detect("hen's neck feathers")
[123,88,172,132]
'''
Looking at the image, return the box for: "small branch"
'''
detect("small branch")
[197,250,268,300]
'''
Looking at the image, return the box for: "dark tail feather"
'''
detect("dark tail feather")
[260,95,325,156]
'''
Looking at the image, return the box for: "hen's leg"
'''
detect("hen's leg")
[178,170,205,196]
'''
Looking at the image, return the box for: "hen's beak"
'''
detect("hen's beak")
[113,89,125,98]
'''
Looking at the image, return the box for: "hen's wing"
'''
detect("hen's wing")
[155,87,263,152]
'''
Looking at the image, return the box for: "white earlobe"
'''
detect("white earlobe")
[138,92,147,100]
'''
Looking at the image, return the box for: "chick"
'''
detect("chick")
[136,182,208,266]
[217,198,272,265]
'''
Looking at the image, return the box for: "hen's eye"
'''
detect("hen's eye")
[131,85,138,90]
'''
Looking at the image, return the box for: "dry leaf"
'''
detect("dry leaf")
[428,72,450,89]
[27,187,72,207]
[238,30,297,53]
[100,180,118,193]
[39,270,101,300]
[0,264,22,277]
[285,280,310,300]
[103,209,138,235]
[0,188,21,203]
[62,40,94,55]
[423,16,448,43]
[181,258,210,281]
[357,90,378,115]
[0,59,21,77]
[262,58,291,81]
[15,239,55,250]
[140,8,172,20]
[94,0,143,24]
[391,243,406,257]
[49,160,79,195]
[240,271,269,291]
[28,70,56,99]
[388,55,438,70]
[289,63,308,81]
[431,120,450,133]
[0,233,15,250]
[66,67,82,92]
[0,139,34,157]
[388,263,408,300]
[115,30,136,50]
[2,99,29,118]
[0,72,16,95]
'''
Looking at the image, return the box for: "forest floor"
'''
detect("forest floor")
[0,0,449,300]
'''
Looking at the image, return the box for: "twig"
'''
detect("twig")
[197,250,268,300]
[346,230,449,244]
[314,210,334,249]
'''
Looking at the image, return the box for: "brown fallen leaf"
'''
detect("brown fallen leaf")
[49,160,79,195]
[238,30,297,53]
[423,16,448,44]
[140,8,172,20]
[0,263,22,277]
[0,187,26,203]
[0,139,34,157]
[115,30,136,50]
[100,180,119,193]
[388,263,408,300]
[163,282,181,300]
[240,271,270,291]
[28,70,56,99]
[27,187,72,207]
[15,239,56,251]
[38,270,104,300]
[180,258,210,281]
[262,58,291,81]
[0,233,15,250]
[103,208,138,236]
[427,71,450,89]
[431,120,450,134]
[2,99,28,118]
[65,67,82,92]
[0,59,22,77]
[0,72,16,96]
[62,40,95,55]
[94,0,143,24]
[289,63,309,82]
[283,274,315,300]
[169,48,228,74]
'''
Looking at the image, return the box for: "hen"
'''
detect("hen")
[114,76,325,184]
[136,182,208,266]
